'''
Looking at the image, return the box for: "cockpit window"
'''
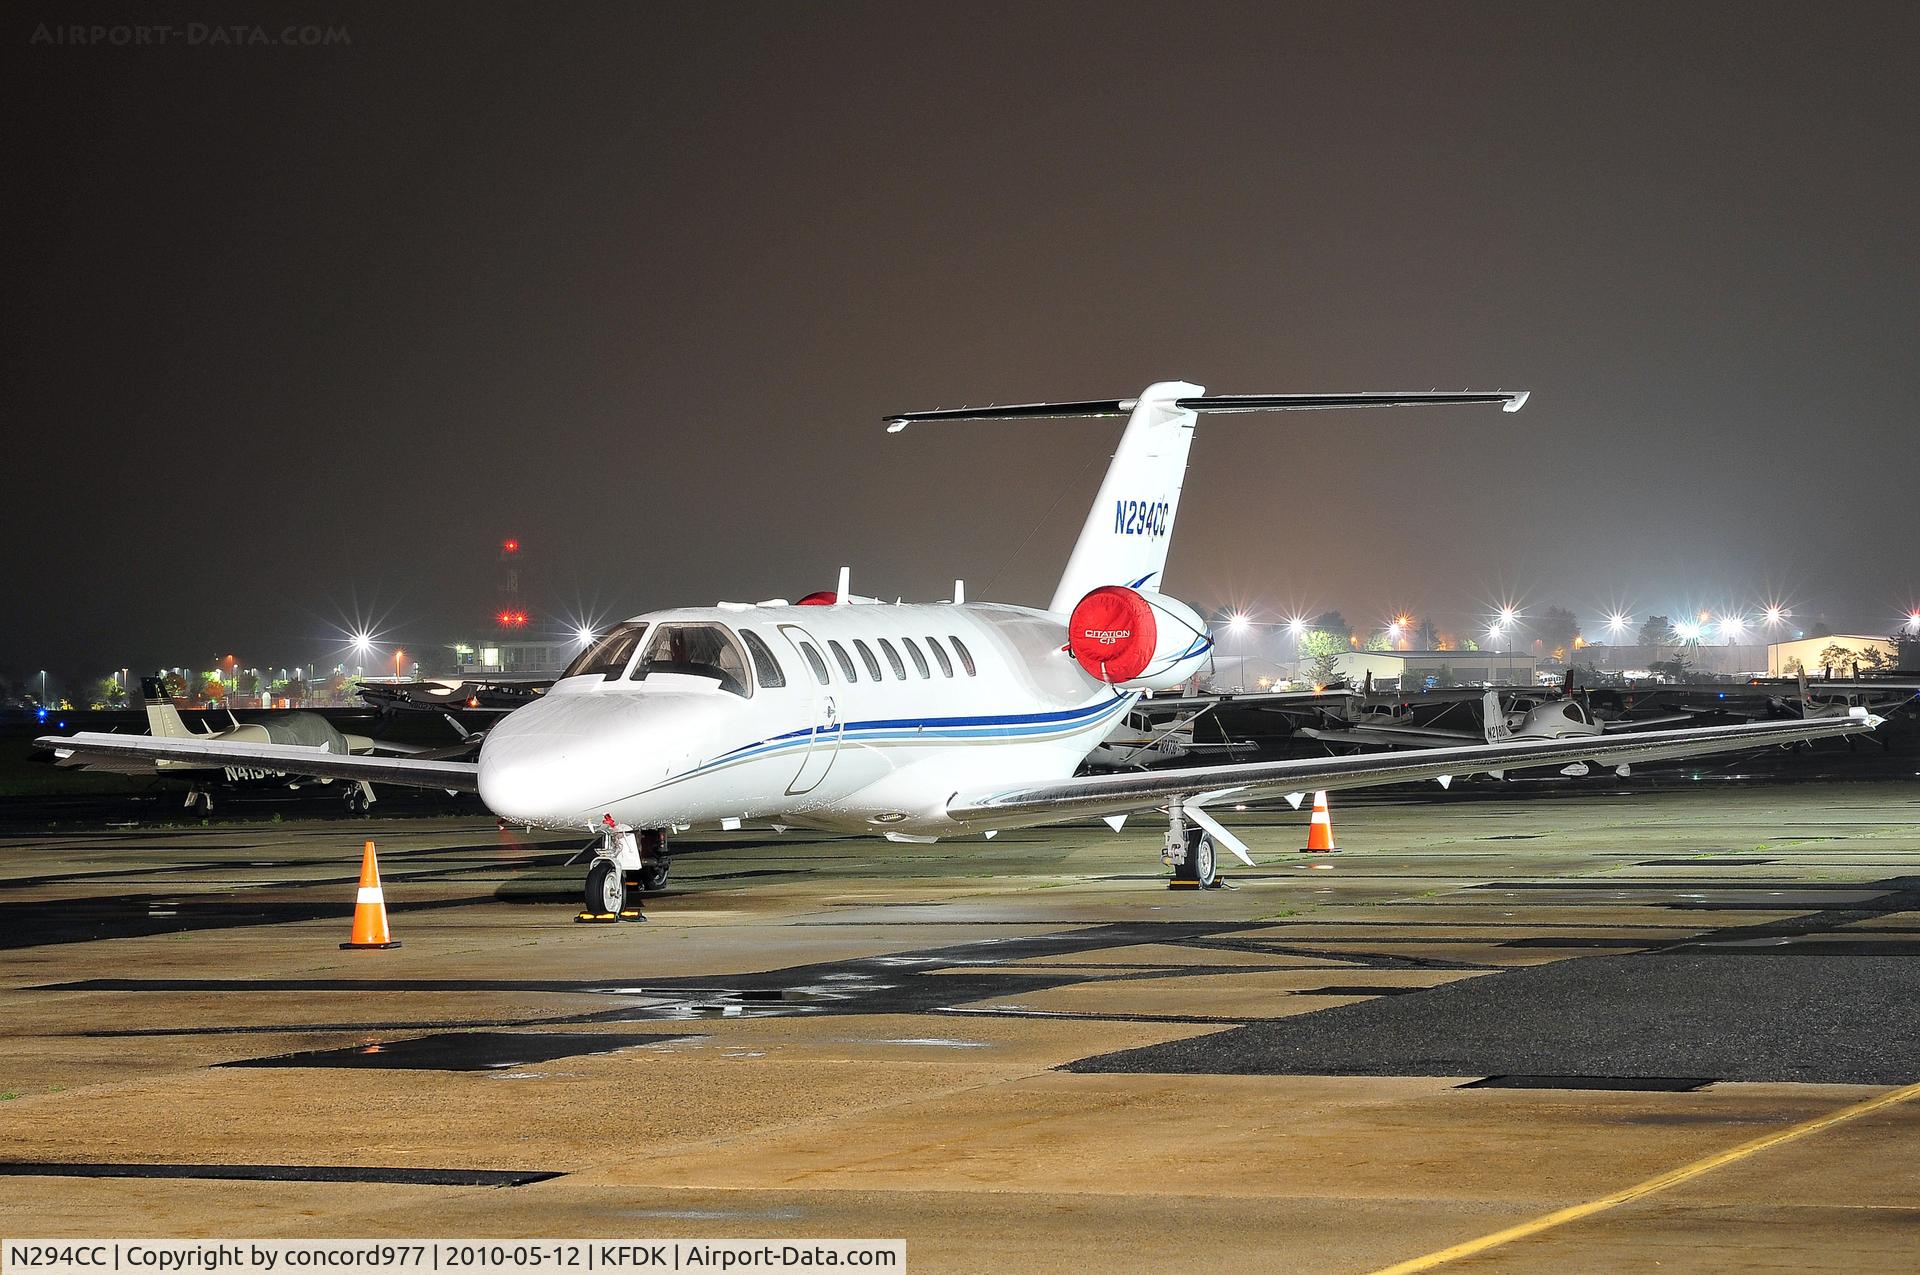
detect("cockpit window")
[562,623,649,681]
[740,629,785,689]
[1566,701,1590,724]
[629,623,752,697]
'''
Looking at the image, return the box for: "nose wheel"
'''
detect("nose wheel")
[576,819,654,922]
[584,859,628,915]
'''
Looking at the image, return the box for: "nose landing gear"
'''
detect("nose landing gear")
[575,818,659,923]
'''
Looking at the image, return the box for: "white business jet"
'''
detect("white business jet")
[40,383,1879,910]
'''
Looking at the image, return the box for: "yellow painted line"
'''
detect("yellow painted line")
[1368,1079,1920,1275]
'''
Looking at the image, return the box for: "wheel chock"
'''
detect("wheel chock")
[573,908,646,923]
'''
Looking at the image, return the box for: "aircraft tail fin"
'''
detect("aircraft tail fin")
[1483,689,1511,742]
[140,677,192,740]
[883,385,1526,614]
[1046,382,1204,611]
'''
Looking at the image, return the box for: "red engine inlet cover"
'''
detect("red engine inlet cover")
[1068,585,1158,683]
[795,591,838,606]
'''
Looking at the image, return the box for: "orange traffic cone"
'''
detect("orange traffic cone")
[1299,791,1339,854]
[340,840,401,949]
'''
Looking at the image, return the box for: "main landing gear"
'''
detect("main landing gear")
[1163,806,1218,890]
[576,822,668,922]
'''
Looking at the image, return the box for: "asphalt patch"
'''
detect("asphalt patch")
[1639,858,1773,867]
[221,1030,690,1070]
[0,1161,558,1186]
[0,894,491,949]
[1067,951,1920,1085]
[1461,1075,1714,1092]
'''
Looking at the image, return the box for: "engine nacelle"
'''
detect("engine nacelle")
[1066,586,1213,690]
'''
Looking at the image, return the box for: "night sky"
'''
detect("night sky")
[6,2,1916,684]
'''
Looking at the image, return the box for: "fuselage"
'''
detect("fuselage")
[476,601,1134,836]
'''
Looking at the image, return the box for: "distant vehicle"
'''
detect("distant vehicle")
[46,679,462,811]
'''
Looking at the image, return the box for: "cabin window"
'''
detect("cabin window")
[740,629,786,689]
[827,639,859,682]
[799,641,830,686]
[629,623,753,697]
[924,636,953,677]
[949,636,977,676]
[901,637,931,679]
[852,638,883,681]
[876,638,907,680]
[563,622,649,681]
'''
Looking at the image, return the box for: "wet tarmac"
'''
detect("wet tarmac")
[1,782,1917,1272]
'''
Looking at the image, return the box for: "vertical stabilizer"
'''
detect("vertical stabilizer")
[1048,381,1203,613]
[140,677,191,739]
[1483,690,1511,742]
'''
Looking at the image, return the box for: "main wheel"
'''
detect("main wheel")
[584,859,626,916]
[638,858,671,891]
[1191,831,1217,888]
[1169,828,1217,889]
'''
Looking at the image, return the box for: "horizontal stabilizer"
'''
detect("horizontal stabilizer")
[886,389,1526,428]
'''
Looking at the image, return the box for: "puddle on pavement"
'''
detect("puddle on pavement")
[221,1030,691,1071]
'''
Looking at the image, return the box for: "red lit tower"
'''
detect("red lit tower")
[496,539,529,629]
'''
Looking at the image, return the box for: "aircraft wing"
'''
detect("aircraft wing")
[949,711,1879,826]
[1298,723,1482,747]
[37,733,480,793]
[1136,687,1354,712]
[1599,712,1701,732]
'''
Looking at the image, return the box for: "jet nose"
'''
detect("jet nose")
[478,696,615,826]
[476,691,706,828]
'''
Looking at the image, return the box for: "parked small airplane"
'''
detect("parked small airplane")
[41,383,1878,907]
[1086,686,1354,770]
[48,679,460,811]
[358,676,550,715]
[1304,676,1698,754]
[1774,672,1916,722]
